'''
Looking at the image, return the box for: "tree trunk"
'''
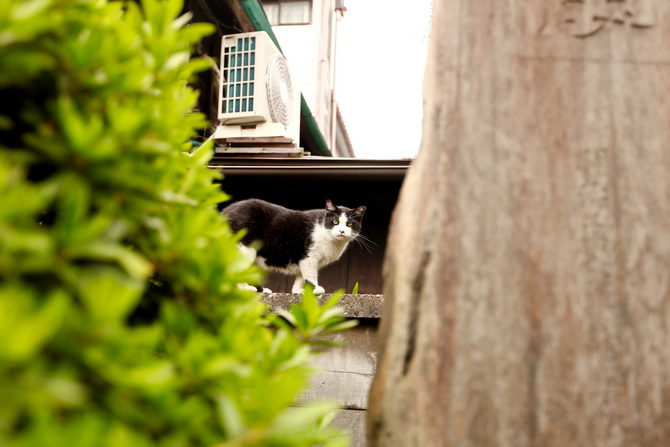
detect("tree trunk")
[368,1,670,446]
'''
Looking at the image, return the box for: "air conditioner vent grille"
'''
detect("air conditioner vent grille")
[266,53,293,128]
[221,36,256,114]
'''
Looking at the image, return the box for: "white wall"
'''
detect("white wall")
[271,0,336,150]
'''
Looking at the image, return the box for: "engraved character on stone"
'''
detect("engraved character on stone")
[562,0,655,38]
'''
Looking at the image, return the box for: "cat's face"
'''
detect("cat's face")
[324,200,366,240]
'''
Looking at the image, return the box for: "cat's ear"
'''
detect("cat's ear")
[353,206,366,216]
[325,200,337,212]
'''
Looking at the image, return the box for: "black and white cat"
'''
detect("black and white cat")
[221,199,366,295]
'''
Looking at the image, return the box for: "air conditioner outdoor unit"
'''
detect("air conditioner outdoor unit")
[212,31,300,144]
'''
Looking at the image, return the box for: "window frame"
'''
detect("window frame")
[261,0,312,26]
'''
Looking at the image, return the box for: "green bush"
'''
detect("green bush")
[0,0,350,445]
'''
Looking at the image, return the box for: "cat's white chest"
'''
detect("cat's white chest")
[310,223,350,267]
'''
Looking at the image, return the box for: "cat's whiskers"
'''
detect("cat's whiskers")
[353,233,377,254]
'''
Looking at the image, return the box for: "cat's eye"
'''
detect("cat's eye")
[333,220,339,225]
[347,222,353,227]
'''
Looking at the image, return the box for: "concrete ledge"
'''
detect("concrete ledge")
[261,293,384,319]
[332,409,367,446]
[266,295,380,447]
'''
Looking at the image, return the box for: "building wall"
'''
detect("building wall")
[271,0,338,152]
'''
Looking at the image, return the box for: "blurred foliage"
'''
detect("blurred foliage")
[0,0,350,445]
[274,287,358,348]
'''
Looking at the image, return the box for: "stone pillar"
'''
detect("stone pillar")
[368,1,670,446]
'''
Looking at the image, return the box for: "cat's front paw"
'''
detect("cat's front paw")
[238,283,272,294]
[238,283,259,293]
[291,284,325,295]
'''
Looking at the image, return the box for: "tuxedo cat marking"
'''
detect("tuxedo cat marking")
[221,199,366,295]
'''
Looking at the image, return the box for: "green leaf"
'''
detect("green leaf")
[289,304,309,331]
[300,284,320,321]
[57,95,105,155]
[70,242,152,280]
[44,377,88,408]
[184,138,215,166]
[107,361,175,390]
[323,319,359,334]
[272,401,340,433]
[320,306,346,322]
[54,174,90,239]
[0,287,70,362]
[322,290,345,311]
[276,308,297,327]
[77,267,145,323]
[11,0,51,21]
[178,22,216,44]
[216,394,246,439]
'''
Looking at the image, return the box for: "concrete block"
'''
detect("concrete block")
[299,325,378,410]
[332,410,367,447]
[311,326,378,376]
[300,369,372,410]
